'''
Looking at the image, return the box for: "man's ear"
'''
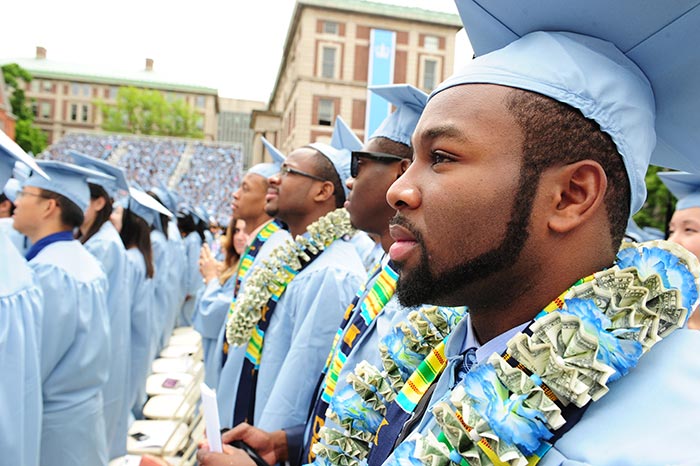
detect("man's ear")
[397,159,411,178]
[42,197,61,221]
[546,160,607,234]
[313,180,336,203]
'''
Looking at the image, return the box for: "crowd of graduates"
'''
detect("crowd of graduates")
[3,1,700,465]
[39,132,243,221]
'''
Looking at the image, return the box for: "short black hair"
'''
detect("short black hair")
[313,151,346,208]
[0,193,15,215]
[505,89,631,250]
[40,189,84,228]
[371,136,413,159]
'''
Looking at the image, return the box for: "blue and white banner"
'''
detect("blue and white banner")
[365,28,396,141]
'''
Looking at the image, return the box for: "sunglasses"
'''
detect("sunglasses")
[279,164,328,182]
[350,151,406,178]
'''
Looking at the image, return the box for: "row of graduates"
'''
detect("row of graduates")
[192,4,700,466]
[0,133,219,465]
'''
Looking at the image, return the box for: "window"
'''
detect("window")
[323,21,339,34]
[318,98,334,126]
[31,80,40,93]
[424,35,439,51]
[196,116,204,130]
[71,83,80,95]
[82,104,89,122]
[196,95,206,108]
[109,86,118,99]
[42,80,53,92]
[70,104,78,121]
[31,103,38,118]
[82,84,91,97]
[321,46,337,79]
[422,58,438,90]
[40,102,51,119]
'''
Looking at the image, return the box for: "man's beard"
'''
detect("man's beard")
[392,169,538,308]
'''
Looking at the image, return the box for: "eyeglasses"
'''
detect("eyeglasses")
[279,165,328,182]
[350,151,406,178]
[16,190,51,200]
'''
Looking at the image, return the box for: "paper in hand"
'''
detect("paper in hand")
[200,383,223,453]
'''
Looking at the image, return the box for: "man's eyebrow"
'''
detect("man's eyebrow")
[419,124,469,144]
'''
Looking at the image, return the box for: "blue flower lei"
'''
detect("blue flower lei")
[388,240,700,466]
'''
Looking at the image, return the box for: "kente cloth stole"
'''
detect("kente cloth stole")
[232,244,324,426]
[222,219,283,361]
[304,261,398,462]
[367,274,595,466]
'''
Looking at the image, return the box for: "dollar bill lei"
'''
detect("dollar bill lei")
[226,208,355,346]
[310,304,466,466]
[385,240,700,466]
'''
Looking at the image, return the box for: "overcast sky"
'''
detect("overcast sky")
[2,0,470,103]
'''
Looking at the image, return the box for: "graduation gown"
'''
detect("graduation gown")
[349,230,384,272]
[151,230,173,347]
[216,228,293,427]
[84,221,131,459]
[125,248,155,415]
[30,240,110,466]
[192,275,236,389]
[167,220,187,321]
[254,238,365,431]
[179,231,203,327]
[386,318,700,466]
[0,232,43,466]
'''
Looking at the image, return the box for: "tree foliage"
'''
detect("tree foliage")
[633,165,675,235]
[1,63,48,154]
[98,86,204,138]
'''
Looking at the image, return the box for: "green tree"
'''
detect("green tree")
[98,86,203,138]
[633,165,675,234]
[1,63,48,153]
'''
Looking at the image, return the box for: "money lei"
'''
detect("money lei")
[389,240,700,466]
[311,305,466,466]
[226,208,355,345]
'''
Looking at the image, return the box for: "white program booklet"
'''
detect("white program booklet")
[200,382,223,453]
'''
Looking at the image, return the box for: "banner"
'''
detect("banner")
[364,29,396,140]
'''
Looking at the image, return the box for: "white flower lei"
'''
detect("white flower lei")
[226,208,355,346]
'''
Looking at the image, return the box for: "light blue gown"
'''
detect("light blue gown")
[179,231,203,327]
[125,247,154,415]
[0,217,30,255]
[151,230,173,347]
[349,231,383,272]
[192,275,236,389]
[167,220,187,325]
[30,240,110,466]
[255,238,365,431]
[84,221,131,459]
[384,318,700,465]
[0,232,43,466]
[216,228,293,427]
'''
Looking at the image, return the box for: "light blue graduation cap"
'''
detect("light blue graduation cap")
[437,0,700,215]
[249,137,286,179]
[329,115,362,152]
[3,178,20,203]
[193,206,209,226]
[149,181,179,215]
[0,129,48,188]
[68,150,129,199]
[23,160,115,211]
[308,116,361,196]
[368,84,428,146]
[658,171,700,211]
[128,186,173,228]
